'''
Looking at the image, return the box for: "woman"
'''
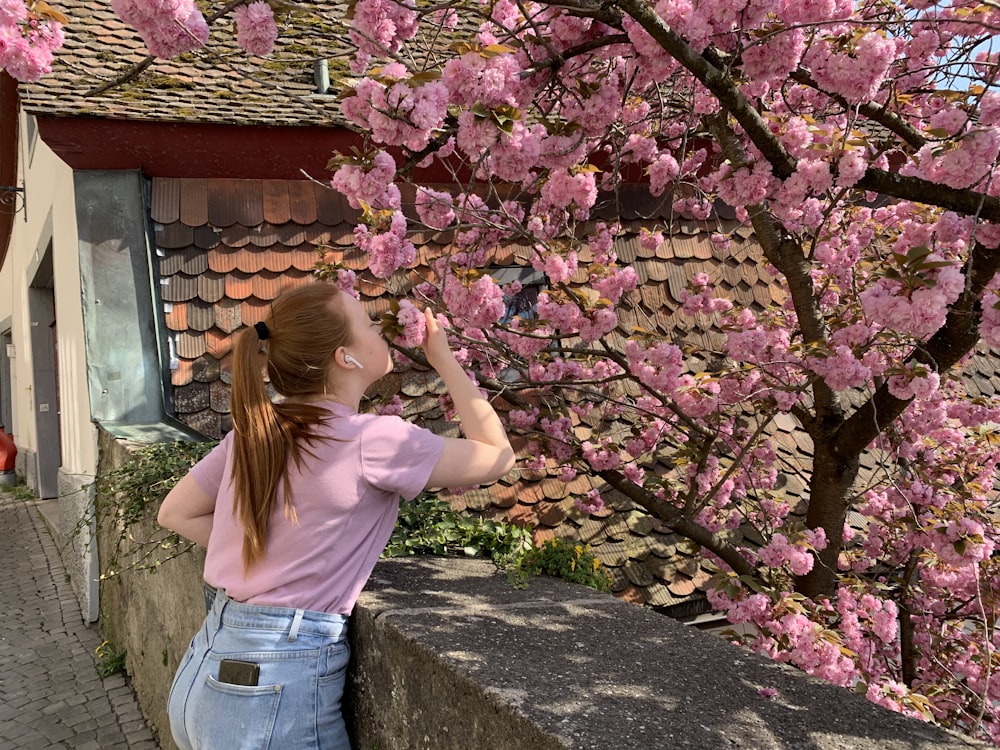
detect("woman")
[158,282,515,750]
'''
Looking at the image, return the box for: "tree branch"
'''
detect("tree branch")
[598,468,757,578]
[610,0,797,179]
[834,241,997,456]
[787,69,927,152]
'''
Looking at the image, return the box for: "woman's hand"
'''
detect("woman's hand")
[417,306,515,489]
[421,307,457,373]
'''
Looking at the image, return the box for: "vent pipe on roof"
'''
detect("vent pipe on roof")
[314,59,330,95]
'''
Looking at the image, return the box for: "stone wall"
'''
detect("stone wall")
[95,431,206,750]
[90,434,985,750]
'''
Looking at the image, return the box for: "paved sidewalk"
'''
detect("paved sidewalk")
[0,488,161,750]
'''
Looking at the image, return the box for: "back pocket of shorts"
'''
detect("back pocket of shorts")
[191,674,282,749]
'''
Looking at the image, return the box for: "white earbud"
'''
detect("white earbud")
[344,354,364,369]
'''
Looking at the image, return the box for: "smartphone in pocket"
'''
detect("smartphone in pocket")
[218,659,260,686]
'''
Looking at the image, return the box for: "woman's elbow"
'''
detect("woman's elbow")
[156,501,176,531]
[157,486,184,531]
[490,445,516,481]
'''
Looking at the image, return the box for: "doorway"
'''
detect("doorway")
[28,246,60,498]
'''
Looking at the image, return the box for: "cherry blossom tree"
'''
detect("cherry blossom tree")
[0,0,66,82]
[98,0,1000,743]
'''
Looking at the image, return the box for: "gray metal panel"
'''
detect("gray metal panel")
[99,420,208,442]
[76,171,164,424]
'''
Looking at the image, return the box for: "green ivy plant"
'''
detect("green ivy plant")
[385,495,534,568]
[385,496,613,593]
[83,440,216,578]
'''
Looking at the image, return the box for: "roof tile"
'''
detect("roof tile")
[20,1,349,128]
[193,225,222,250]
[151,178,181,224]
[262,181,292,225]
[171,359,192,387]
[179,179,209,227]
[164,302,187,332]
[287,181,319,225]
[205,329,233,359]
[192,354,220,383]
[210,380,232,415]
[155,222,194,251]
[198,272,226,304]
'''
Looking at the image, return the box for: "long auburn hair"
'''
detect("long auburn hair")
[229,283,352,571]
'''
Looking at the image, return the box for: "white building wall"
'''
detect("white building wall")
[2,111,100,621]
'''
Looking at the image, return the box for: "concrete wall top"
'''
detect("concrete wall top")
[355,557,984,750]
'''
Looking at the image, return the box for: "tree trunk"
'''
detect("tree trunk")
[796,437,860,598]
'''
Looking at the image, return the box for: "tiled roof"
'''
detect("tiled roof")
[152,176,805,613]
[19,0,348,127]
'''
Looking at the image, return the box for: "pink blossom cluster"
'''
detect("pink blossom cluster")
[534,248,578,285]
[587,223,618,264]
[887,365,940,401]
[330,150,398,211]
[441,274,506,330]
[836,588,899,675]
[591,266,638,305]
[678,273,733,316]
[442,49,527,110]
[806,346,873,392]
[353,210,414,279]
[495,319,554,359]
[805,32,897,103]
[0,0,64,82]
[860,258,964,339]
[535,292,617,343]
[625,339,685,394]
[717,161,775,209]
[980,290,1000,350]
[342,68,450,152]
[900,128,1000,190]
[577,307,619,343]
[538,169,599,221]
[931,517,994,567]
[392,299,426,348]
[581,439,622,471]
[348,0,417,72]
[539,416,575,461]
[481,121,546,183]
[233,1,278,57]
[334,269,358,297]
[111,0,209,59]
[375,395,404,417]
[575,489,605,514]
[741,28,806,83]
[758,530,826,575]
[415,187,456,231]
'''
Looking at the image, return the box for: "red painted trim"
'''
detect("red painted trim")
[0,72,19,270]
[35,117,366,180]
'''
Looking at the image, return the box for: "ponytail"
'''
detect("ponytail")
[228,283,353,571]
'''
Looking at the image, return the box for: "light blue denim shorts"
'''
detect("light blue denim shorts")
[168,587,351,750]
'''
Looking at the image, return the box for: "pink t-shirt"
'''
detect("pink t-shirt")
[193,401,445,614]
